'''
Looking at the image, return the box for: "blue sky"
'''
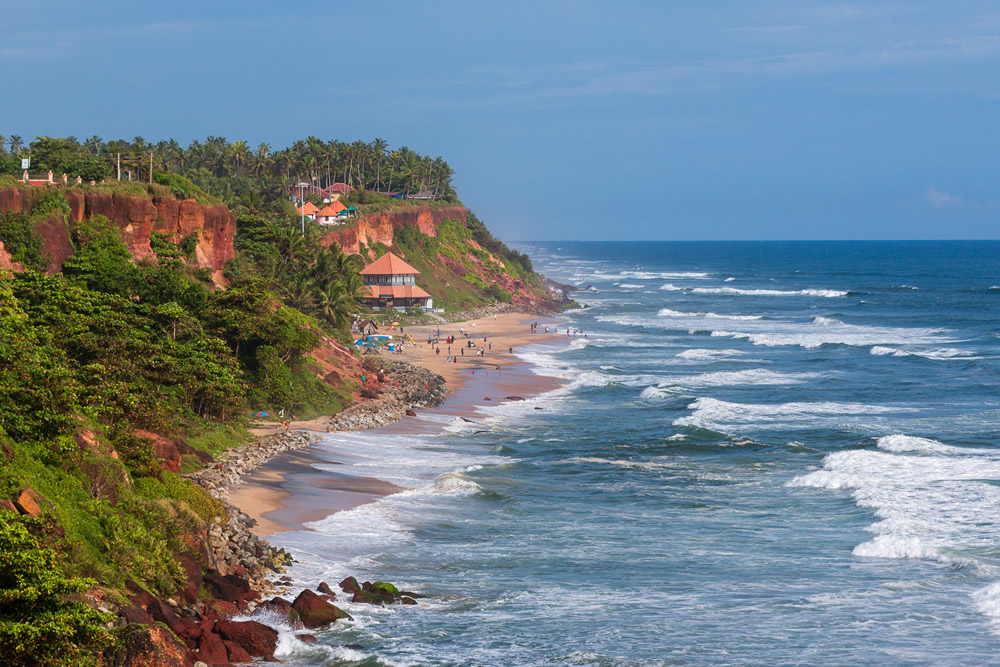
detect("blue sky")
[2,1,998,240]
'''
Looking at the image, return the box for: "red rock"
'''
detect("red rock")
[405,409,417,417]
[34,214,74,273]
[14,488,42,517]
[204,599,239,619]
[197,631,228,665]
[126,580,157,608]
[338,576,360,594]
[291,589,353,628]
[224,639,251,663]
[133,429,181,472]
[204,571,258,607]
[0,499,17,513]
[177,551,202,605]
[104,623,191,666]
[321,205,467,255]
[146,598,188,641]
[260,596,293,617]
[121,605,154,625]
[317,582,334,595]
[214,619,278,657]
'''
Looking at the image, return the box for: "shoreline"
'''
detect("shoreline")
[227,312,572,537]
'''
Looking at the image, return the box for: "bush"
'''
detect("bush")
[0,513,112,664]
[0,212,47,271]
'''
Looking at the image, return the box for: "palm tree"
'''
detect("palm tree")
[8,135,23,154]
[86,136,103,155]
[229,139,251,175]
[315,281,355,329]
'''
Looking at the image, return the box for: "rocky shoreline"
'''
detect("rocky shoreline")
[101,361,449,665]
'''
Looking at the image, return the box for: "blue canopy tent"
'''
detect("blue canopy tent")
[252,411,270,418]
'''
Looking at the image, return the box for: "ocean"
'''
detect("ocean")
[263,241,1000,665]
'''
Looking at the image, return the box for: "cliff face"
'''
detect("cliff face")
[0,186,235,282]
[321,205,467,254]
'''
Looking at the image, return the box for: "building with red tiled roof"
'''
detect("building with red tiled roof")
[316,201,346,225]
[359,252,432,309]
[321,182,355,201]
[297,201,319,220]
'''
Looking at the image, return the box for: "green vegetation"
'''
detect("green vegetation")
[1,135,457,221]
[0,131,559,662]
[0,514,113,665]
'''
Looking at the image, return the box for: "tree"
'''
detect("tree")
[0,514,112,664]
[62,216,138,297]
[7,135,23,154]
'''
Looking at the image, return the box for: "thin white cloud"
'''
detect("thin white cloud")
[927,187,966,207]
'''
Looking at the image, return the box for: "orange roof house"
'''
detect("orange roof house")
[359,252,432,310]
[316,200,346,225]
[297,201,319,219]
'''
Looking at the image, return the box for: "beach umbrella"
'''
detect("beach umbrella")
[391,321,400,326]
[252,411,270,418]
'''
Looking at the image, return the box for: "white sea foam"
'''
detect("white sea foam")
[875,434,967,455]
[618,283,645,289]
[660,283,847,297]
[676,348,745,360]
[557,456,678,471]
[674,397,915,432]
[973,582,1000,627]
[709,319,954,350]
[657,308,763,321]
[788,440,1000,585]
[593,270,712,281]
[649,369,821,392]
[724,276,736,282]
[869,345,978,360]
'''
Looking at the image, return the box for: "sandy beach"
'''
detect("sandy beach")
[231,312,573,536]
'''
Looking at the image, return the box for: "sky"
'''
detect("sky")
[2,0,999,241]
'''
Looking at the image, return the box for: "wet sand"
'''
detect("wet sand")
[231,312,573,536]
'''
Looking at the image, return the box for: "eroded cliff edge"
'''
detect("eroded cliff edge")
[0,185,235,282]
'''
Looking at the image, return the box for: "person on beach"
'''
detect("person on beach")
[509,347,513,353]
[282,420,290,431]
[461,348,464,356]
[436,347,440,355]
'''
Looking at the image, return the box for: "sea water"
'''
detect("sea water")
[264,241,1000,665]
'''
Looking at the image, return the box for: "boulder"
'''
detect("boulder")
[104,623,191,667]
[14,488,42,517]
[120,605,154,625]
[338,576,361,594]
[261,596,293,616]
[214,619,278,657]
[196,631,228,665]
[224,639,252,663]
[203,571,258,607]
[352,590,393,606]
[295,634,317,644]
[405,409,417,417]
[204,599,239,619]
[401,597,418,605]
[133,429,181,473]
[371,582,399,597]
[317,582,334,595]
[177,551,203,605]
[146,599,189,642]
[291,589,352,628]
[0,499,17,513]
